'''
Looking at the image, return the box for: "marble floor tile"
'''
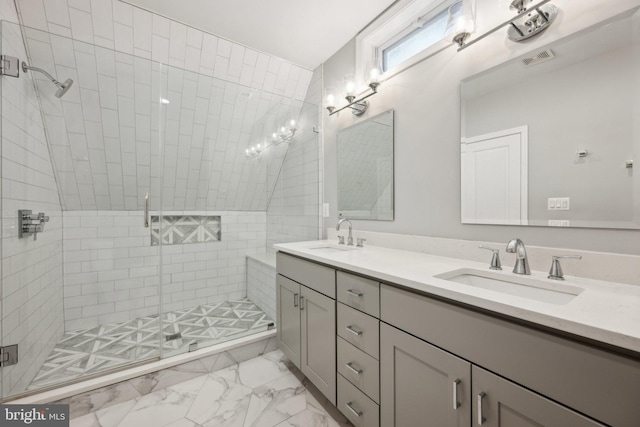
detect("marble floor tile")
[66,350,350,427]
[273,409,343,427]
[56,380,142,419]
[118,375,208,427]
[128,359,209,395]
[185,374,254,426]
[243,373,306,427]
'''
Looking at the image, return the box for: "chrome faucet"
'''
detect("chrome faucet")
[506,238,530,275]
[336,218,354,246]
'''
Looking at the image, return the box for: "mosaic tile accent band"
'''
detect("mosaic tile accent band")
[151,215,221,246]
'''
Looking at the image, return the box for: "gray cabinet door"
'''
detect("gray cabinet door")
[300,285,337,405]
[277,274,301,368]
[380,323,471,427]
[472,365,605,427]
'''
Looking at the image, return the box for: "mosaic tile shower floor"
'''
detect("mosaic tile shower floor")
[29,299,274,390]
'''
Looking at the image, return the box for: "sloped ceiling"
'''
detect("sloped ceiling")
[122,0,396,69]
[24,26,314,211]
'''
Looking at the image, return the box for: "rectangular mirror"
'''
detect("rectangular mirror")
[338,109,394,220]
[460,8,639,229]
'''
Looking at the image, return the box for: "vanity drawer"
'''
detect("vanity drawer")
[338,303,380,359]
[337,337,380,403]
[276,252,335,298]
[380,284,640,427]
[337,271,380,318]
[338,374,380,427]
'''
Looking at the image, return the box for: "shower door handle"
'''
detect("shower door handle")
[144,193,149,228]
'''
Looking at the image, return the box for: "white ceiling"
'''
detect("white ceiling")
[121,0,396,70]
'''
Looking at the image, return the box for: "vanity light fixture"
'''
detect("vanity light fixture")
[245,119,297,158]
[454,0,558,51]
[325,66,382,117]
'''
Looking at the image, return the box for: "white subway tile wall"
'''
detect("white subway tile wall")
[62,210,267,330]
[266,66,323,252]
[16,0,313,98]
[246,256,277,321]
[1,18,65,395]
[23,25,312,212]
[0,0,322,398]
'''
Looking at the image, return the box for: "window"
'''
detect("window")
[356,0,473,82]
[382,2,462,71]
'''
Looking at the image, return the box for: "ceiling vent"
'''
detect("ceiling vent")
[522,49,556,67]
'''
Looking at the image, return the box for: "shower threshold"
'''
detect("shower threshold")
[28,298,273,391]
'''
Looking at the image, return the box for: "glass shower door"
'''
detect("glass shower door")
[156,63,315,358]
[0,22,164,399]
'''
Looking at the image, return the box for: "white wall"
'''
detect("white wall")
[0,3,65,395]
[62,210,265,330]
[322,0,640,256]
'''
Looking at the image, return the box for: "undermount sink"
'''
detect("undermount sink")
[436,269,584,305]
[307,243,359,253]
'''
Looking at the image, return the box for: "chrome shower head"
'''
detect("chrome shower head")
[21,62,74,98]
[55,78,74,98]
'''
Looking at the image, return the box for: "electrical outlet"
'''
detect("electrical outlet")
[548,220,571,227]
[547,197,570,211]
[322,203,330,217]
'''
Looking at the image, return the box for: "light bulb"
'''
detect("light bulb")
[245,149,249,156]
[370,67,380,82]
[281,126,286,133]
[290,119,296,128]
[343,73,356,97]
[272,132,278,140]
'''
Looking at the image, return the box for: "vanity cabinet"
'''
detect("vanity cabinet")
[380,323,471,427]
[277,251,640,427]
[471,366,603,427]
[381,284,639,427]
[335,271,381,427]
[276,253,337,404]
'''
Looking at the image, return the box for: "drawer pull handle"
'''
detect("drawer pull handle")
[453,379,461,409]
[477,392,486,425]
[346,325,363,336]
[346,289,363,297]
[299,296,304,310]
[346,402,363,417]
[346,362,363,375]
[293,293,299,307]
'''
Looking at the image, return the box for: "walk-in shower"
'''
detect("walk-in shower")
[0,19,320,401]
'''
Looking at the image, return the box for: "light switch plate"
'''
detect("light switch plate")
[547,197,570,211]
[323,203,329,217]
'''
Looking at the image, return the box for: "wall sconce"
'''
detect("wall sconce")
[325,66,382,117]
[455,0,558,51]
[246,119,297,158]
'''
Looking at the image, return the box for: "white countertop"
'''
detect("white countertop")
[274,240,640,355]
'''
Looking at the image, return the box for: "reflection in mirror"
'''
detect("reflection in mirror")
[460,8,640,229]
[338,109,394,220]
